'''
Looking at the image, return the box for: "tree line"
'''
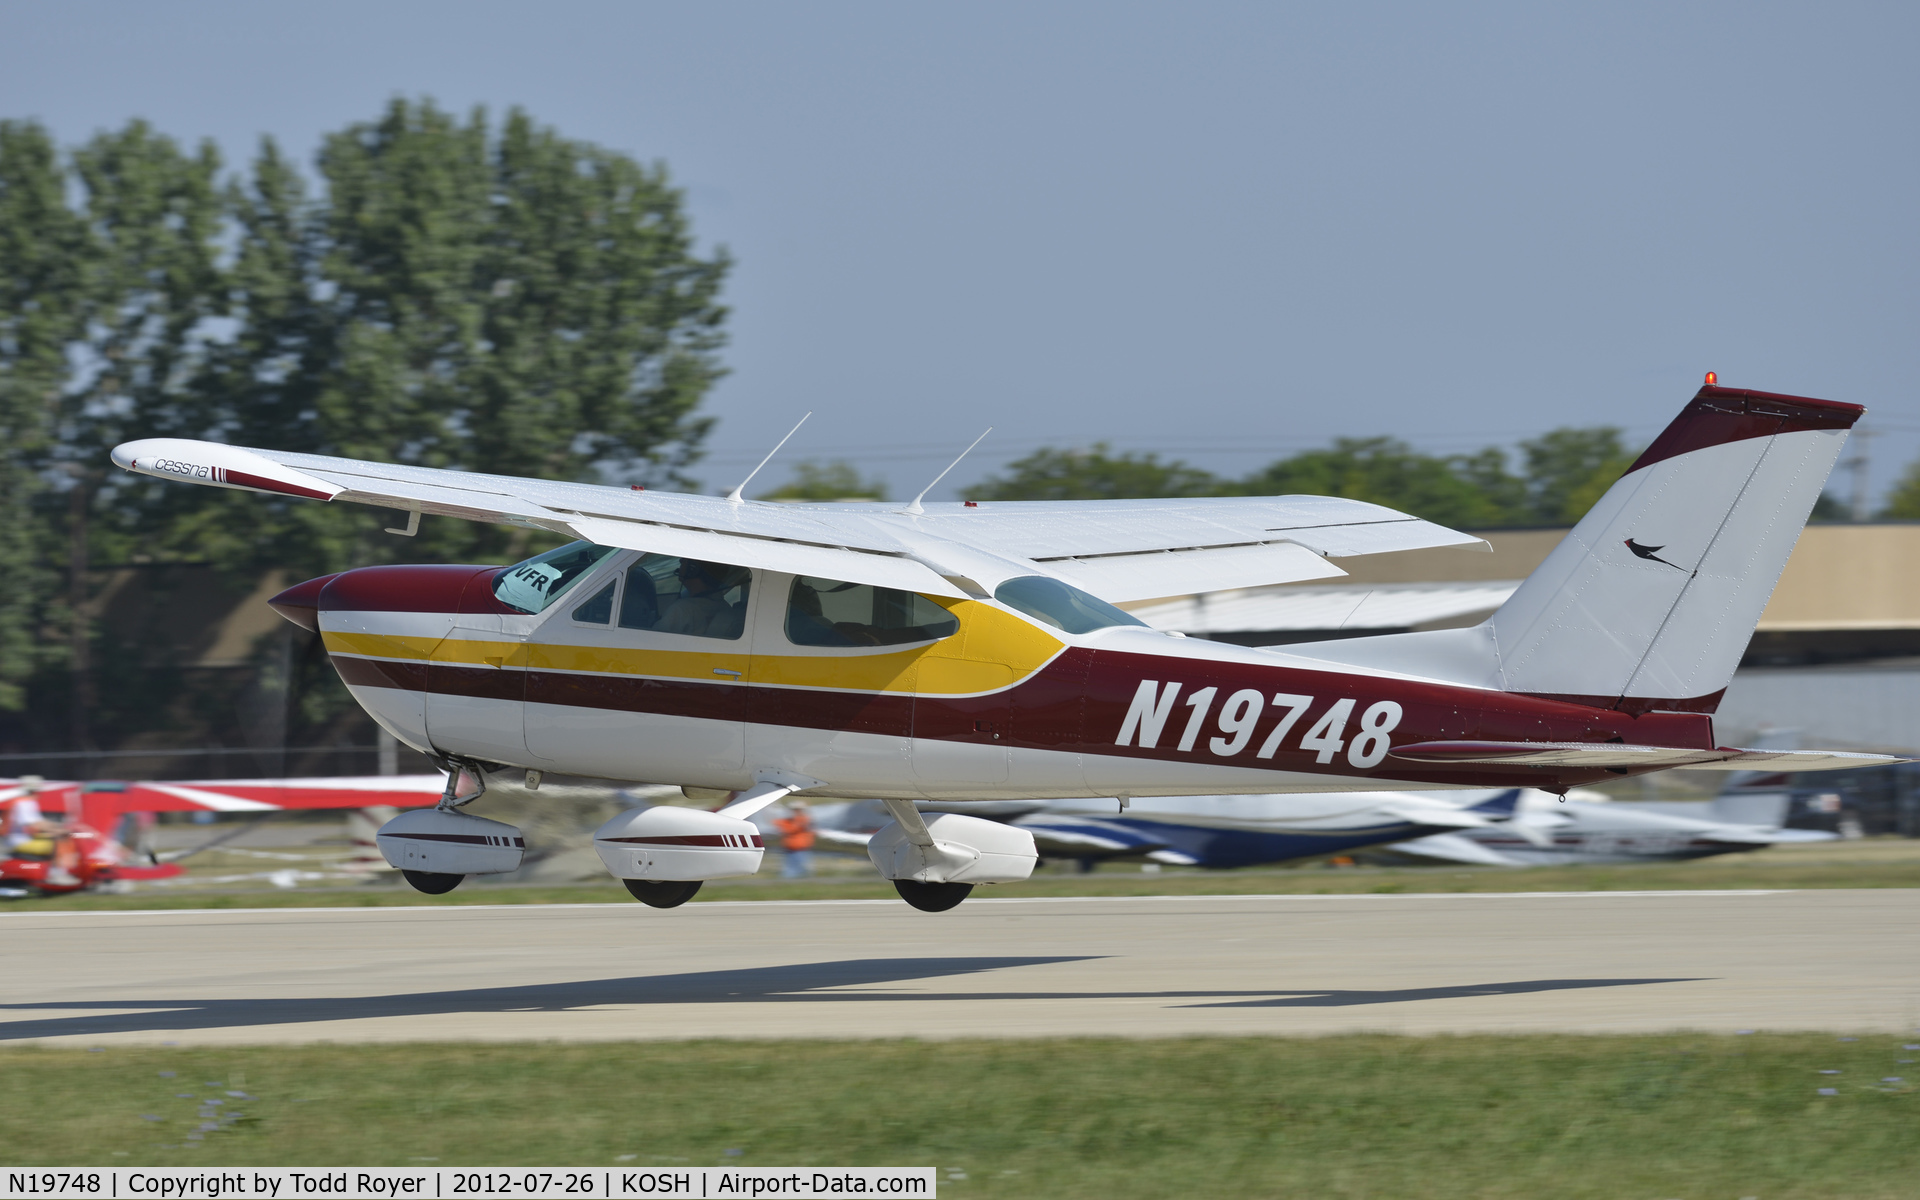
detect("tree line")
[0,100,729,718]
[790,425,1912,526]
[962,428,1638,524]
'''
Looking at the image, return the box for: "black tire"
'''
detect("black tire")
[402,870,464,895]
[892,879,973,912]
[624,878,703,908]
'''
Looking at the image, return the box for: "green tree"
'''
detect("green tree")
[0,121,89,710]
[219,100,730,575]
[63,122,229,577]
[1519,427,1634,525]
[759,460,889,501]
[0,101,730,746]
[16,121,226,743]
[1810,492,1851,522]
[965,444,1220,501]
[1878,459,1920,519]
[1233,437,1523,528]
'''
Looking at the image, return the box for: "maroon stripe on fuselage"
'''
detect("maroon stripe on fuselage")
[434,662,527,703]
[1627,385,1862,473]
[336,634,1721,791]
[332,654,431,691]
[749,688,916,738]
[529,668,741,723]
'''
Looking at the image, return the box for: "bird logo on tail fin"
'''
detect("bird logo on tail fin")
[1624,539,1682,569]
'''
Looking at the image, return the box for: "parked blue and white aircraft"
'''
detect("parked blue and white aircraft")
[766,790,1522,868]
[775,788,1830,870]
[1382,790,1836,866]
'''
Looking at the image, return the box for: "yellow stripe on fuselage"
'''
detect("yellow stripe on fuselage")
[321,599,1065,697]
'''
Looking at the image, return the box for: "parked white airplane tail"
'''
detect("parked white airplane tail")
[1296,382,1863,715]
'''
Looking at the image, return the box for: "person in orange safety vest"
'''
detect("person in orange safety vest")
[773,799,815,879]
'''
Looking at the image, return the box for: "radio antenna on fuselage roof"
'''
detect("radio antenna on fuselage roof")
[726,412,812,504]
[904,427,993,515]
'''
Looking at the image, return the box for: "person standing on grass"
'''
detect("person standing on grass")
[774,800,815,878]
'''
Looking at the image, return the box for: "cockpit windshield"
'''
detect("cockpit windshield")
[493,541,619,614]
[992,575,1146,635]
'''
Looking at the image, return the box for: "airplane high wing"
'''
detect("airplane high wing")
[108,382,1905,913]
[110,440,1486,602]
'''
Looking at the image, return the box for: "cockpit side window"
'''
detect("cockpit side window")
[620,554,752,641]
[494,541,619,614]
[571,581,616,625]
[992,575,1146,634]
[786,576,959,647]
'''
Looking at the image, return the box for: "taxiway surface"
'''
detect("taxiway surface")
[3,891,1915,1045]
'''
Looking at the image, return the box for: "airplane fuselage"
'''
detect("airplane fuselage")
[278,556,1715,802]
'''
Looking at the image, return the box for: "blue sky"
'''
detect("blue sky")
[3,1,1916,502]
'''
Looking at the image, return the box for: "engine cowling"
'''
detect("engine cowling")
[868,812,1037,884]
[376,809,525,876]
[593,806,764,881]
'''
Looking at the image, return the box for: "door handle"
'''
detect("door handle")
[713,667,743,679]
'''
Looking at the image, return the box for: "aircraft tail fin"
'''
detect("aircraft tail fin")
[1293,384,1862,715]
[1463,788,1524,819]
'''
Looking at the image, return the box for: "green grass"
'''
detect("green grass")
[4,1037,1915,1197]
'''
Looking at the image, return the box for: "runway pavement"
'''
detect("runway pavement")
[2,890,1915,1045]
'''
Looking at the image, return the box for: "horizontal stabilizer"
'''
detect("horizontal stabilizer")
[1391,741,1906,772]
[1384,833,1523,866]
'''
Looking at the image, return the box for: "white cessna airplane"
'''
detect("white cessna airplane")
[111,380,1895,910]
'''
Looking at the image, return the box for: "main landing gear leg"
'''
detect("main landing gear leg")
[401,757,492,896]
[878,798,976,912]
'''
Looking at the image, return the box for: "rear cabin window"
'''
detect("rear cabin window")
[494,541,619,614]
[992,575,1145,634]
[619,554,752,641]
[786,576,959,647]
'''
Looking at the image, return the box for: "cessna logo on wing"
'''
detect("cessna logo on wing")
[1623,538,1683,569]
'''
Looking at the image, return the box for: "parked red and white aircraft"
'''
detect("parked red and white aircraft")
[111,380,1895,910]
[0,775,444,896]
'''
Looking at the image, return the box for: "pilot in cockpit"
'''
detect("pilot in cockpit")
[655,559,749,639]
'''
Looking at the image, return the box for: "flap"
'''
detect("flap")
[1041,541,1345,603]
